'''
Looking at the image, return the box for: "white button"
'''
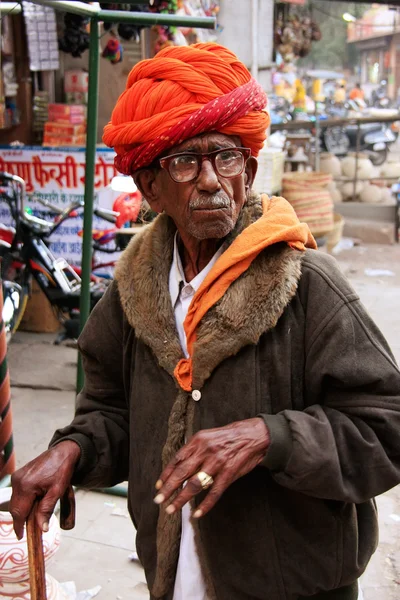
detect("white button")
[181,285,194,299]
[191,389,201,401]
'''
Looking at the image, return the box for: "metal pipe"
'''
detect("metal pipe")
[76,16,100,392]
[0,2,22,14]
[353,122,361,201]
[315,118,321,172]
[271,112,400,133]
[98,10,215,29]
[26,1,215,29]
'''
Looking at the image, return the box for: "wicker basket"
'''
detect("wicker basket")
[326,213,345,252]
[282,171,334,238]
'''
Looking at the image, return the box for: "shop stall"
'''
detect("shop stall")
[0,1,216,389]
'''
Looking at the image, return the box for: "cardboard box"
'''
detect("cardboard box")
[19,279,62,333]
[48,103,86,124]
[48,103,86,115]
[64,69,88,93]
[43,133,87,147]
[44,122,86,136]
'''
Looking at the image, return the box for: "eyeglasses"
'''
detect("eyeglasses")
[159,147,251,184]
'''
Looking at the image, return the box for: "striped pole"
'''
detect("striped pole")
[0,285,16,481]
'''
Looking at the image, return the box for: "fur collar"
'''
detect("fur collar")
[115,193,303,389]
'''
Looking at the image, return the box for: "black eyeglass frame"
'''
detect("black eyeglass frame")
[158,147,251,183]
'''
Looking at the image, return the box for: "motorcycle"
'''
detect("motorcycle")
[322,120,396,166]
[372,81,392,109]
[0,172,120,343]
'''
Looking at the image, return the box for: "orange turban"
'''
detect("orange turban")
[103,43,269,175]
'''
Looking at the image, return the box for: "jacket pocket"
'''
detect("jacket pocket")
[267,479,343,597]
[339,500,378,588]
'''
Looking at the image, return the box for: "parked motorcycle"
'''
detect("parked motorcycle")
[321,120,396,166]
[0,172,119,343]
[371,81,392,109]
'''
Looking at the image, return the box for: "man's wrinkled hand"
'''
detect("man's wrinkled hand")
[10,440,81,539]
[154,417,270,518]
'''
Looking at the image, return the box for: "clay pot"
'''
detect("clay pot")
[0,488,69,600]
[330,188,343,203]
[342,181,364,200]
[380,187,395,205]
[359,184,383,204]
[380,162,400,178]
[320,153,342,178]
[341,154,373,179]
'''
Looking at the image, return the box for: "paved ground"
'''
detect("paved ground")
[6,242,400,599]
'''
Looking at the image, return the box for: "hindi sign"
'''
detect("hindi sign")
[0,146,122,268]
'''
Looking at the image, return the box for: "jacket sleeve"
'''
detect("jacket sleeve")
[50,282,129,488]
[260,252,400,503]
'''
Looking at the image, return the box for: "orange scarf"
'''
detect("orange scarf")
[174,195,317,391]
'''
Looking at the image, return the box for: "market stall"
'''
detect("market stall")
[0,1,217,389]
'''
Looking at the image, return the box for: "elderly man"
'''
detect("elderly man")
[10,44,400,600]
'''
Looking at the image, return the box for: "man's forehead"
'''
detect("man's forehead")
[165,132,242,155]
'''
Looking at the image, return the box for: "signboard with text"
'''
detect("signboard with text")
[0,146,122,267]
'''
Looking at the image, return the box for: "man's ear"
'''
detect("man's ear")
[244,156,258,189]
[134,169,164,213]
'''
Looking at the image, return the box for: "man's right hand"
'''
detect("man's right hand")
[10,440,81,539]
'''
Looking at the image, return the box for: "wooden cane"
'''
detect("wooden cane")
[27,486,76,600]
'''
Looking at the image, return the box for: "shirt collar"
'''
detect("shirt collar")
[169,232,227,307]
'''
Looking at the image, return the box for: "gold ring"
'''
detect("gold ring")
[196,471,214,490]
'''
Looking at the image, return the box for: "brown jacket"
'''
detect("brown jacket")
[52,195,400,600]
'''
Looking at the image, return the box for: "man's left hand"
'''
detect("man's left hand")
[154,417,270,518]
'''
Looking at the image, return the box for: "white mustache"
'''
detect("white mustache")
[189,193,230,210]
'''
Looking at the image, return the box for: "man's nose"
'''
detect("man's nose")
[196,159,221,193]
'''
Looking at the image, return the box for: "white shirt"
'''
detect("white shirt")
[169,233,225,600]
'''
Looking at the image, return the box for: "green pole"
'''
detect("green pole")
[98,10,216,28]
[77,16,100,392]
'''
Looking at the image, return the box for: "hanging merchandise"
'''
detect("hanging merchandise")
[100,4,149,42]
[58,12,90,58]
[102,38,124,64]
[149,0,179,53]
[98,1,220,53]
[274,11,321,64]
[175,0,220,44]
[0,13,20,128]
[22,1,59,71]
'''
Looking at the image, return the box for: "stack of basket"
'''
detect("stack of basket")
[282,172,334,239]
